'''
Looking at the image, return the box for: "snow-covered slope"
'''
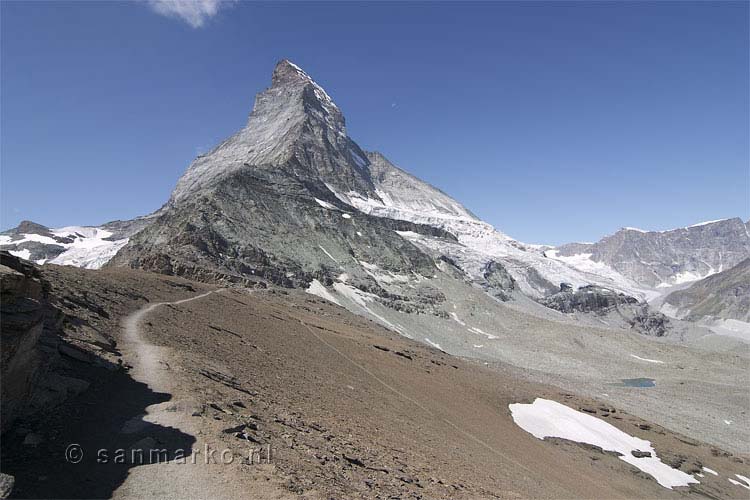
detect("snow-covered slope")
[324,152,653,300]
[0,225,128,269]
[0,216,156,270]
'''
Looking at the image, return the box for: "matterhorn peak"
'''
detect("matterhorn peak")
[169,59,365,204]
[270,59,339,110]
[272,59,314,86]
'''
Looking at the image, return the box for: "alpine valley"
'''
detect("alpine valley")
[2,61,748,499]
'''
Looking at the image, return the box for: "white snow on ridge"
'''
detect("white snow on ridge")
[468,326,498,340]
[509,398,699,489]
[688,218,729,228]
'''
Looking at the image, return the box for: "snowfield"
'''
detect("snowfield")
[1,226,129,269]
[509,398,700,489]
[322,169,658,301]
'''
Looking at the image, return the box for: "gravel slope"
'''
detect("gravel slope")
[3,264,748,499]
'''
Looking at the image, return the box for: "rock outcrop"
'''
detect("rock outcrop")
[481,260,516,301]
[539,284,638,314]
[0,252,47,432]
[539,283,670,336]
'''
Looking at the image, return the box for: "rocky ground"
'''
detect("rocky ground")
[1,258,749,499]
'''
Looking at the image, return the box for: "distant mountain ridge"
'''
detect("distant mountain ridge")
[549,218,750,291]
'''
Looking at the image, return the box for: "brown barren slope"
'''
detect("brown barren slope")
[1,263,748,499]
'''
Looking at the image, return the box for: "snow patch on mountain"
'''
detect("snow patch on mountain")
[1,226,129,269]
[306,279,341,305]
[510,398,699,489]
[9,249,32,260]
[314,198,339,210]
[321,153,659,300]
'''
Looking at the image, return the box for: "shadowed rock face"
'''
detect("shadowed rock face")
[555,218,750,288]
[540,285,638,314]
[539,283,671,336]
[1,252,46,432]
[663,257,750,321]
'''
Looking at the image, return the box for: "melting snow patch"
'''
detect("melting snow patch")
[341,213,351,219]
[509,398,699,489]
[450,312,466,326]
[630,354,664,364]
[468,326,498,340]
[305,279,341,306]
[9,249,31,260]
[728,475,750,490]
[318,245,339,264]
[424,338,443,351]
[702,467,718,476]
[332,282,407,336]
[314,198,338,210]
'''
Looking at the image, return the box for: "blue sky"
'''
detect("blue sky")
[1,1,748,244]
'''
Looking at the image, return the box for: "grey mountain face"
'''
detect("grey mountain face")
[662,257,750,322]
[554,218,750,288]
[170,60,376,204]
[108,60,452,312]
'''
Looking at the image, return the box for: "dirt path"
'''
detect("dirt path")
[121,290,218,393]
[113,289,289,500]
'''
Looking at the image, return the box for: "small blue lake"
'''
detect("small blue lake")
[618,378,656,388]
